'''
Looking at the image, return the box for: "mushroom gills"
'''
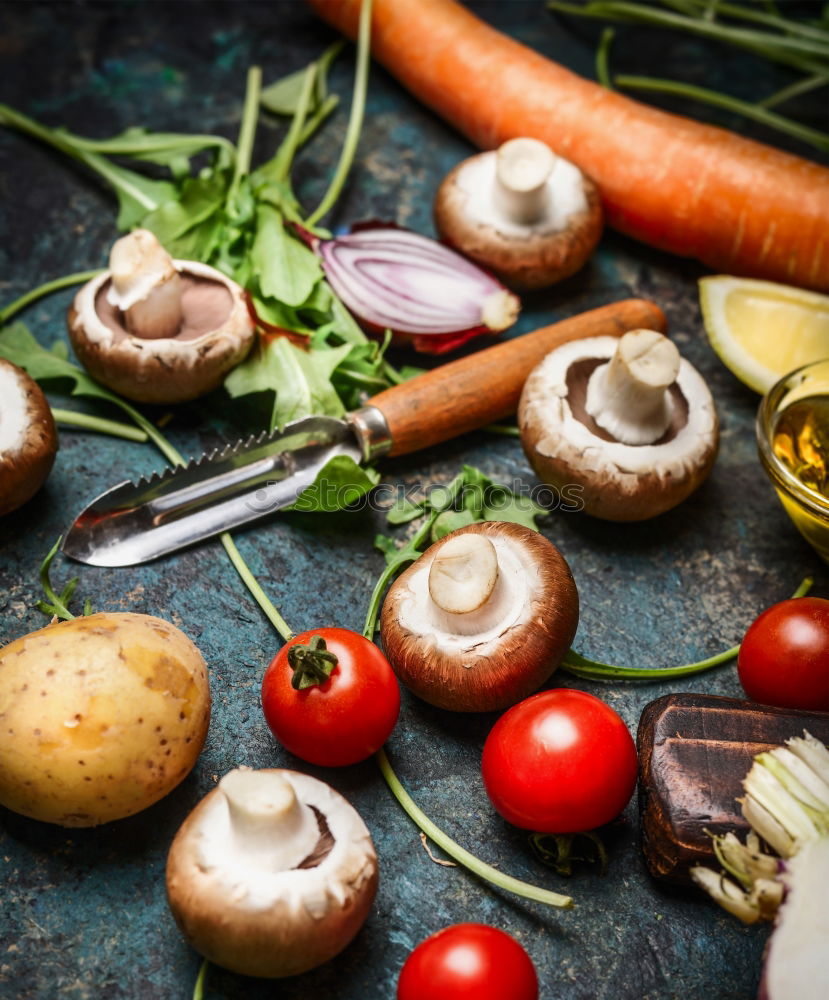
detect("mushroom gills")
[585,330,681,446]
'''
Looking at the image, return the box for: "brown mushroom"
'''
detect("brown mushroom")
[380,521,578,713]
[519,330,719,521]
[0,359,57,516]
[434,138,603,291]
[166,767,378,979]
[68,230,255,404]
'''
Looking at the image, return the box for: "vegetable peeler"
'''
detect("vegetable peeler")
[62,299,664,566]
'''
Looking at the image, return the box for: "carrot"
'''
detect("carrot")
[307,0,829,293]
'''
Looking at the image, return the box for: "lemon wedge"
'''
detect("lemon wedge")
[699,276,829,394]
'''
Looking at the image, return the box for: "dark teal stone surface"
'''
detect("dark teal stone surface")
[1,3,827,999]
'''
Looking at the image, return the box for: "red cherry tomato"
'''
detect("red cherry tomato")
[481,689,638,833]
[737,597,829,711]
[261,628,400,767]
[397,924,538,1000]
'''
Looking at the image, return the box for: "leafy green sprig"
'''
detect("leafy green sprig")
[550,0,829,152]
[37,537,93,620]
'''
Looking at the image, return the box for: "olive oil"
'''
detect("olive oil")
[772,395,829,499]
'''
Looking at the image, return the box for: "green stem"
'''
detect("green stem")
[299,94,340,147]
[376,749,573,908]
[362,510,442,639]
[305,0,373,226]
[115,403,183,466]
[596,28,616,88]
[0,270,102,326]
[760,74,828,109]
[483,424,522,438]
[547,1,829,73]
[219,533,294,642]
[227,66,262,209]
[38,537,76,621]
[660,0,829,43]
[561,576,814,681]
[192,959,208,1000]
[614,74,829,151]
[51,408,148,442]
[272,64,318,183]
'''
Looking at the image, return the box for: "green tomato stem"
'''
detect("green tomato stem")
[51,408,148,442]
[0,269,102,326]
[376,749,573,909]
[561,576,814,681]
[305,0,373,226]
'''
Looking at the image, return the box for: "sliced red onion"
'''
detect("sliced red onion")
[307,225,520,353]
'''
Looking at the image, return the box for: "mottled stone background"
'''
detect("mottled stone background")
[1,3,826,999]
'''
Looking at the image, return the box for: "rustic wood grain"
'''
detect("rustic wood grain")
[637,692,829,883]
[369,298,666,457]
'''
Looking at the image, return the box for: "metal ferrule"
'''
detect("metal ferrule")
[348,406,393,464]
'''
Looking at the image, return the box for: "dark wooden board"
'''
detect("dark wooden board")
[637,692,829,883]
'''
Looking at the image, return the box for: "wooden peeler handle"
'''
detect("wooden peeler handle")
[367,298,667,457]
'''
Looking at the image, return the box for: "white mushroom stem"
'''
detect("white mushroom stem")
[219,769,321,874]
[585,329,681,445]
[493,138,556,225]
[428,534,500,614]
[107,229,183,340]
[419,535,528,639]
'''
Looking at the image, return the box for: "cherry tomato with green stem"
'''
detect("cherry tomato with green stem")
[738,597,829,711]
[397,924,538,1000]
[482,688,638,833]
[261,628,400,767]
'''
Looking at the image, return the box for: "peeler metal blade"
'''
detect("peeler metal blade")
[61,415,364,567]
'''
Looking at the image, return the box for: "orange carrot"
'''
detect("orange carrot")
[307,0,829,293]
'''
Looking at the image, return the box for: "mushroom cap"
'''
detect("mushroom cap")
[434,150,603,291]
[0,359,57,516]
[380,521,579,713]
[67,260,255,404]
[166,768,378,979]
[518,335,719,521]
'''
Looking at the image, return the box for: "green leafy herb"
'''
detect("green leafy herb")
[0,323,179,464]
[36,537,93,621]
[290,455,380,513]
[225,337,352,430]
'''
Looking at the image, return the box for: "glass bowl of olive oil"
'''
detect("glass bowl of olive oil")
[757,358,829,563]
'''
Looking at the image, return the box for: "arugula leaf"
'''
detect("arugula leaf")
[0,323,125,406]
[251,205,321,307]
[260,41,344,116]
[53,126,235,170]
[224,335,351,430]
[140,172,228,258]
[290,454,379,512]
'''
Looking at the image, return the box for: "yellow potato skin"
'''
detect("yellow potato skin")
[0,612,211,826]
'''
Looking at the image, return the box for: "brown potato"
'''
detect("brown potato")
[0,612,210,826]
